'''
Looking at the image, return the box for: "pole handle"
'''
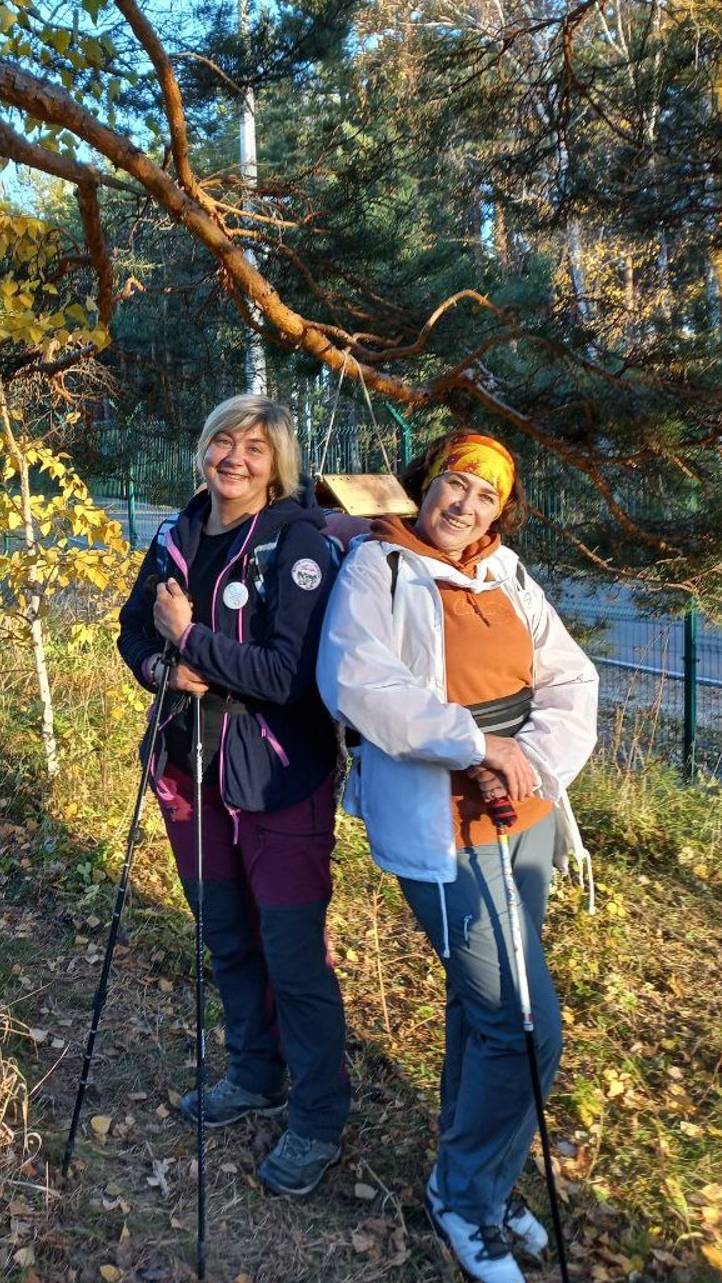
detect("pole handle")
[486,793,518,830]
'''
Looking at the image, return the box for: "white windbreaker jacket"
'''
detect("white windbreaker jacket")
[317,538,599,892]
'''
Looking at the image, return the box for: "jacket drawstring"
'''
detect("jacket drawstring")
[582,848,596,915]
[437,881,451,959]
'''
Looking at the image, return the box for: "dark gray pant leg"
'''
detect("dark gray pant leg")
[259,901,350,1144]
[182,878,286,1095]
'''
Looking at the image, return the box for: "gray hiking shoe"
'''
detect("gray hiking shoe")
[504,1192,548,1258]
[259,1128,342,1196]
[426,1167,526,1283]
[180,1077,286,1128]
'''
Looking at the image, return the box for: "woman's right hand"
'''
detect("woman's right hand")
[169,660,209,696]
[473,734,537,802]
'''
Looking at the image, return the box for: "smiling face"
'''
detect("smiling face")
[414,471,501,560]
[202,423,275,518]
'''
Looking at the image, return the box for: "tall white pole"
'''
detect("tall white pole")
[239,0,267,394]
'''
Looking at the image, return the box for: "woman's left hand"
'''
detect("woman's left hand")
[153,578,193,646]
[468,765,508,801]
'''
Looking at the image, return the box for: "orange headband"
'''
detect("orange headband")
[423,435,515,507]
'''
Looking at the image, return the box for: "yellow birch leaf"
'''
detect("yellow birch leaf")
[701,1243,722,1270]
[90,1114,112,1137]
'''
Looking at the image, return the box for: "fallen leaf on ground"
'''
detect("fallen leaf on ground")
[13,1247,35,1267]
[702,1243,722,1270]
[99,1267,121,1282]
[90,1114,112,1137]
[354,1181,376,1200]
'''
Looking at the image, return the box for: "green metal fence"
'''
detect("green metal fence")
[86,403,721,778]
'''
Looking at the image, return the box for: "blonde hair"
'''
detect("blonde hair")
[195,394,301,501]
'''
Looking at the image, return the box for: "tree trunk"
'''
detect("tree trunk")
[494,203,509,272]
[567,219,591,324]
[705,251,722,329]
[624,254,635,314]
[0,378,60,778]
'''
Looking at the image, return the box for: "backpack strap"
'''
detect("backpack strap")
[154,516,176,581]
[250,526,344,600]
[249,531,282,599]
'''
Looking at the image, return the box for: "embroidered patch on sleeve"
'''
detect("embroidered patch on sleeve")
[291,558,322,591]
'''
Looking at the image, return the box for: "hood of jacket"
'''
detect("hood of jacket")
[365,515,514,596]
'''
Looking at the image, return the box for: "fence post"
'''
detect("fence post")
[683,602,698,780]
[127,460,138,551]
[384,402,413,468]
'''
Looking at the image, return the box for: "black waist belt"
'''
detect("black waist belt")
[466,687,533,737]
[201,692,248,717]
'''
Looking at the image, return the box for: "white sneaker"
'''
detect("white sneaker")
[426,1169,526,1283]
[504,1193,548,1258]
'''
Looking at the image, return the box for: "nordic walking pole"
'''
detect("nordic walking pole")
[486,794,570,1283]
[192,694,207,1281]
[63,648,174,1176]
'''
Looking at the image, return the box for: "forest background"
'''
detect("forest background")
[1,3,721,1283]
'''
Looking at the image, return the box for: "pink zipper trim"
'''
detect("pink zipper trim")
[178,623,194,654]
[256,714,290,767]
[214,517,258,826]
[166,530,189,584]
[218,710,230,805]
[211,511,260,632]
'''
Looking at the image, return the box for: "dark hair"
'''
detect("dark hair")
[400,430,528,535]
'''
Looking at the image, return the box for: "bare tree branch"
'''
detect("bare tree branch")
[113,0,212,212]
[75,184,114,326]
[0,119,139,193]
[0,58,426,407]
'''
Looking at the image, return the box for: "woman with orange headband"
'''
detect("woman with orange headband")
[318,430,597,1283]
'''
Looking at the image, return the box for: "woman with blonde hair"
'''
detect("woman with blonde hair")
[318,430,597,1280]
[118,394,349,1196]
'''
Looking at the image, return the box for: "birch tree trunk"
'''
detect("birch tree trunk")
[0,378,60,778]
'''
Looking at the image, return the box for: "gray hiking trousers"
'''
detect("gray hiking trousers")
[399,810,561,1225]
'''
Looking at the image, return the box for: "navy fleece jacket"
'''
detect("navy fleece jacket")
[117,481,339,813]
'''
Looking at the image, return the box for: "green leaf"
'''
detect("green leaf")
[83,35,104,65]
[82,0,105,22]
[46,27,72,55]
[65,302,89,324]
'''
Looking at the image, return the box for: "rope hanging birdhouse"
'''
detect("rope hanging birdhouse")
[313,352,417,518]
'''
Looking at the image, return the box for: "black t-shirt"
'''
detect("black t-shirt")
[164,523,247,783]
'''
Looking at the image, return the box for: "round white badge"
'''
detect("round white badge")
[291,558,322,591]
[223,581,249,610]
